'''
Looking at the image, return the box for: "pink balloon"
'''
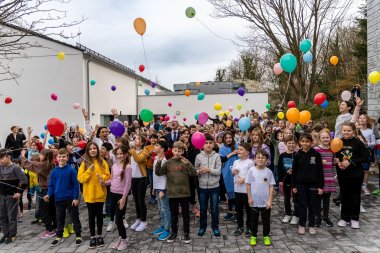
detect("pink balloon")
[173,115,177,120]
[51,93,58,101]
[183,117,187,122]
[191,132,206,149]
[273,63,283,75]
[164,115,170,121]
[73,103,80,109]
[198,112,209,125]
[228,106,234,112]
[168,102,172,107]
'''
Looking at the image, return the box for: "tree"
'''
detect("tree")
[351,4,367,85]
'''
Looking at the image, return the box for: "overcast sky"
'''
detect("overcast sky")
[60,0,363,90]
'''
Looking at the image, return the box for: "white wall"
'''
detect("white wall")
[138,92,268,124]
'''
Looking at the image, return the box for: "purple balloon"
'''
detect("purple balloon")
[234,117,239,122]
[198,112,209,125]
[151,82,157,88]
[237,87,245,96]
[109,121,125,137]
[330,131,335,138]
[111,85,116,91]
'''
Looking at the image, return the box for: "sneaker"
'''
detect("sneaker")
[213,229,221,239]
[167,233,177,243]
[250,236,257,246]
[63,227,69,238]
[153,226,165,235]
[135,221,147,232]
[362,185,371,196]
[198,228,206,237]
[233,214,238,222]
[130,219,141,230]
[51,237,63,247]
[360,204,366,213]
[31,219,40,225]
[41,230,56,239]
[97,236,105,247]
[4,236,15,244]
[223,213,234,221]
[233,227,243,236]
[158,230,170,241]
[290,216,299,225]
[315,218,322,227]
[0,236,6,244]
[67,224,75,234]
[123,220,129,229]
[106,221,115,232]
[263,236,272,246]
[351,220,360,229]
[337,219,349,227]
[75,237,83,246]
[309,227,317,235]
[322,217,334,227]
[117,239,128,251]
[282,215,292,223]
[89,237,97,248]
[298,226,305,235]
[191,205,199,214]
[183,234,191,244]
[112,237,122,249]
[244,227,251,237]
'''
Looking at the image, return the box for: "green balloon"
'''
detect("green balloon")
[194,112,199,120]
[186,7,196,18]
[280,53,297,73]
[90,80,96,86]
[197,92,205,100]
[140,109,153,122]
[299,39,312,53]
[265,103,271,110]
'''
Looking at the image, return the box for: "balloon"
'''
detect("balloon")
[140,108,153,122]
[44,124,48,130]
[185,7,196,18]
[168,102,172,107]
[40,133,45,139]
[78,140,87,149]
[51,93,58,101]
[214,103,222,111]
[237,104,242,110]
[195,82,201,87]
[109,121,125,137]
[330,131,335,138]
[57,52,65,60]
[4,97,12,104]
[330,138,343,153]
[139,64,145,72]
[299,39,312,53]
[280,53,297,73]
[238,117,251,131]
[314,93,326,105]
[286,108,300,124]
[277,112,284,119]
[273,63,283,75]
[288,101,296,108]
[237,87,245,96]
[159,116,163,121]
[136,80,143,87]
[299,110,311,124]
[173,115,177,120]
[143,121,149,127]
[144,89,150,96]
[266,103,271,110]
[225,111,230,116]
[134,18,146,36]
[228,106,233,112]
[303,51,313,64]
[90,80,96,86]
[48,139,54,145]
[151,82,156,88]
[321,100,329,109]
[183,117,187,122]
[191,132,206,150]
[73,103,80,109]
[218,111,225,117]
[47,118,65,137]
[197,93,205,100]
[234,117,239,122]
[111,85,116,91]
[198,112,209,125]
[194,113,200,120]
[226,120,232,127]
[184,90,191,97]
[164,115,170,121]
[330,56,339,66]
[368,71,380,85]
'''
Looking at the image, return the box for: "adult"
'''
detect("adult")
[83,109,115,148]
[165,120,181,148]
[5,126,26,160]
[334,98,362,138]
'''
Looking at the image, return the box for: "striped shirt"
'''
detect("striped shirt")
[314,146,336,193]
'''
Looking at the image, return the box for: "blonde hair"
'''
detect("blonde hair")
[173,141,186,151]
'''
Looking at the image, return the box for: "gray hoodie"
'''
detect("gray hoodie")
[195,151,221,189]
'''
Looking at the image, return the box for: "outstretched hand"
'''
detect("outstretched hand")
[82,108,89,119]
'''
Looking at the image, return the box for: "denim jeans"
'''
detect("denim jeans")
[147,169,155,199]
[156,189,171,231]
[29,186,41,219]
[199,187,220,231]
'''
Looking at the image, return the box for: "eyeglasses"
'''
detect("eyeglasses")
[255,156,267,160]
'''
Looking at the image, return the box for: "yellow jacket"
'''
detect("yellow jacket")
[25,169,39,188]
[130,148,148,177]
[78,159,110,203]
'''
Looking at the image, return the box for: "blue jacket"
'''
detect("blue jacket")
[47,164,80,201]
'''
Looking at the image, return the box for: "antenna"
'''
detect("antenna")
[77,27,82,44]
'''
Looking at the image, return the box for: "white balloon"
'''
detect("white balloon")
[341,90,351,101]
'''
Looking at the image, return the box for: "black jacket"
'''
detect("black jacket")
[292,148,324,189]
[5,133,26,158]
[165,130,181,148]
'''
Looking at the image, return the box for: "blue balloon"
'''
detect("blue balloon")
[44,124,48,130]
[40,133,45,139]
[238,117,251,131]
[300,39,312,53]
[48,138,54,145]
[321,100,329,108]
[144,89,150,96]
[303,51,313,64]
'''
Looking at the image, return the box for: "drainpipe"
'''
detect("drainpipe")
[135,75,138,121]
[86,58,92,117]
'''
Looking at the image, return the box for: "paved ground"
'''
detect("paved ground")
[1,174,380,253]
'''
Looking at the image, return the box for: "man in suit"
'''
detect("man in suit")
[165,120,181,148]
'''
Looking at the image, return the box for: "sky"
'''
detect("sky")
[56,0,363,90]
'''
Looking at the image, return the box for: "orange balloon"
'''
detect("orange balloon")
[330,56,338,66]
[184,90,191,97]
[134,18,146,36]
[286,108,300,124]
[143,121,149,127]
[330,138,343,153]
[299,110,311,124]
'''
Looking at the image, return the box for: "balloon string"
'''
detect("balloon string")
[141,36,151,80]
[279,73,292,111]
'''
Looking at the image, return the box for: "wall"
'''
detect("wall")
[137,92,268,124]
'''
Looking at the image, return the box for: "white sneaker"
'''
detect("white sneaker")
[135,221,147,232]
[362,186,371,196]
[106,221,114,232]
[130,219,141,230]
[360,204,366,213]
[282,215,292,223]
[337,219,349,227]
[351,220,360,229]
[124,220,129,229]
[290,216,299,225]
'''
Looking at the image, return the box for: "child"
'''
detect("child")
[195,134,222,238]
[77,142,110,248]
[152,141,171,241]
[43,148,82,247]
[245,150,275,246]
[250,127,271,165]
[0,149,28,244]
[292,133,324,235]
[107,146,132,251]
[314,129,336,227]
[24,154,41,223]
[231,142,254,237]
[278,136,299,225]
[155,141,196,244]
[146,134,158,204]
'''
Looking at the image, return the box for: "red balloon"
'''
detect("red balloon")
[287,101,296,108]
[314,93,326,105]
[4,97,12,104]
[47,118,65,137]
[159,117,164,121]
[78,140,87,149]
[139,64,145,72]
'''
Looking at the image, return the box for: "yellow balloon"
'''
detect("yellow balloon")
[57,51,65,60]
[331,138,343,153]
[225,111,230,116]
[195,82,201,87]
[286,108,300,124]
[330,55,338,66]
[218,111,225,117]
[299,110,311,124]
[368,71,380,85]
[214,103,222,111]
[277,112,284,119]
[134,18,146,36]
[78,127,84,134]
[237,104,242,110]
[226,120,232,127]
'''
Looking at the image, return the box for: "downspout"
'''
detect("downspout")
[135,75,138,121]
[86,57,92,116]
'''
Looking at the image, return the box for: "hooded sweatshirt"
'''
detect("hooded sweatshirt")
[47,164,79,201]
[195,151,222,189]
